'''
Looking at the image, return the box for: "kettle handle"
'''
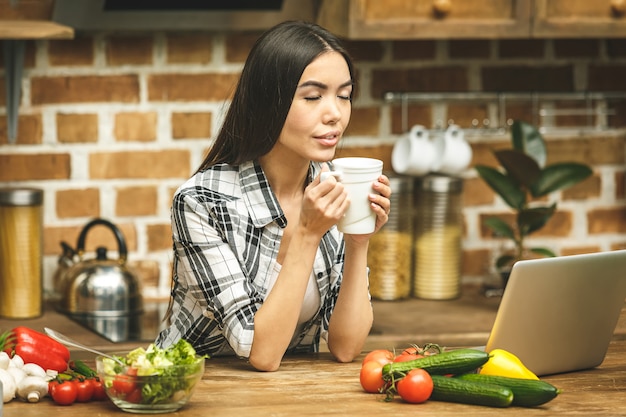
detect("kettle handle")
[75,218,128,264]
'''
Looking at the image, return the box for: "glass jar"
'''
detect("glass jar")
[0,188,44,318]
[367,174,413,300]
[413,174,463,300]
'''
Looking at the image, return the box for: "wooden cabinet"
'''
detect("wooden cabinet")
[317,0,531,39]
[316,0,626,39]
[532,0,626,38]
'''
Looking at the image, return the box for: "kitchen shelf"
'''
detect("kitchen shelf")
[1,19,74,144]
[0,20,73,39]
[384,91,626,134]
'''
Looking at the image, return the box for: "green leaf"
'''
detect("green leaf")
[531,163,593,197]
[496,254,516,269]
[517,204,556,236]
[511,120,547,168]
[475,165,526,210]
[529,247,557,258]
[484,216,515,239]
[494,149,542,189]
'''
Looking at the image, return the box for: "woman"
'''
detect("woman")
[156,20,392,372]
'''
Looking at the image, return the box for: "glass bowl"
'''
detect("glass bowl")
[95,354,205,414]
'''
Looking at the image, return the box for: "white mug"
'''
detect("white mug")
[391,125,437,176]
[432,125,473,175]
[321,157,383,234]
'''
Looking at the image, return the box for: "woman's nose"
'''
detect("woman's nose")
[323,98,343,123]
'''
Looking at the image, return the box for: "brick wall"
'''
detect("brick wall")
[1,31,625,299]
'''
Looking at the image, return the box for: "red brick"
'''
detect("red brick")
[116,186,158,216]
[48,37,94,66]
[31,75,140,104]
[89,150,190,179]
[606,39,626,58]
[172,112,212,139]
[447,103,489,128]
[617,171,625,200]
[481,65,573,92]
[224,32,261,63]
[462,248,491,277]
[147,73,239,102]
[166,34,212,64]
[106,36,153,66]
[128,260,160,289]
[562,174,601,201]
[463,177,493,207]
[0,114,42,144]
[56,188,100,218]
[498,39,545,59]
[345,40,386,62]
[588,207,626,234]
[147,224,172,251]
[56,113,98,143]
[345,107,380,136]
[114,112,157,142]
[391,40,436,61]
[0,153,70,181]
[371,66,468,98]
[553,39,600,59]
[588,65,626,92]
[449,40,490,59]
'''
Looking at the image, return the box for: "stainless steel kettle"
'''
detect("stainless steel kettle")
[57,218,143,318]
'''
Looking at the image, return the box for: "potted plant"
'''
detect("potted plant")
[475,120,593,277]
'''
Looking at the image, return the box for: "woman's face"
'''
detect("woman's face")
[274,51,353,164]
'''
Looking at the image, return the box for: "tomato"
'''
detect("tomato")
[393,353,424,363]
[359,360,386,393]
[91,378,108,401]
[396,369,433,404]
[51,380,78,406]
[75,378,95,402]
[362,349,394,366]
[112,368,137,394]
[125,387,143,404]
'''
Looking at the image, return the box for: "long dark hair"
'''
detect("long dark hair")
[196,21,354,171]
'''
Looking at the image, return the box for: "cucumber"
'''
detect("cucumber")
[456,373,560,407]
[430,375,514,408]
[382,348,490,379]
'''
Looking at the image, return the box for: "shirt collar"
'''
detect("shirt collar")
[238,160,322,229]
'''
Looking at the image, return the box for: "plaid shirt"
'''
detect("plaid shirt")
[155,160,345,359]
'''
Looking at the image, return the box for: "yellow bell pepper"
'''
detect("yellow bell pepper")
[480,348,539,380]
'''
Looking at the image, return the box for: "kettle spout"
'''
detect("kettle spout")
[59,241,77,266]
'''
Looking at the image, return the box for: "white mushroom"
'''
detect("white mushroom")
[16,375,48,403]
[9,354,24,369]
[7,367,26,386]
[0,352,10,370]
[21,363,46,378]
[0,368,16,403]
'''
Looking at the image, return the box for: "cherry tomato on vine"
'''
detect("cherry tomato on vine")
[362,349,394,366]
[75,378,95,402]
[396,368,433,404]
[360,360,386,393]
[50,380,78,406]
[91,378,108,401]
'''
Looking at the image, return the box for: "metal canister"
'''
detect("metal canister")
[413,175,463,300]
[0,188,44,318]
[367,174,413,300]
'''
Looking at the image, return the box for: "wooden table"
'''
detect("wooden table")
[3,340,626,416]
[2,286,626,416]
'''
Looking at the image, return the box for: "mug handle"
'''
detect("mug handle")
[320,171,343,182]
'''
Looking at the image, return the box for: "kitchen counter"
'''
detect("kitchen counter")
[3,341,626,416]
[2,286,626,415]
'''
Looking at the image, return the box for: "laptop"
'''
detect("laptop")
[484,250,626,376]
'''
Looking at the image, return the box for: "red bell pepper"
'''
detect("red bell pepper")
[2,326,70,372]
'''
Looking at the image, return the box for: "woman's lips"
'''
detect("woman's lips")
[315,132,340,147]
